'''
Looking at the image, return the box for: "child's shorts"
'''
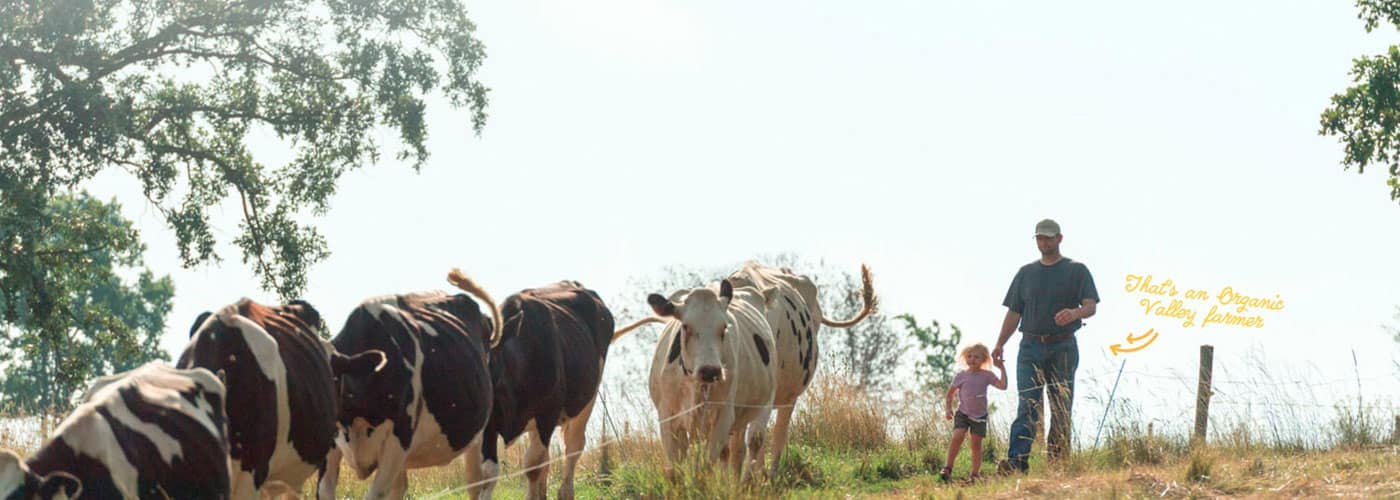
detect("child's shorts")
[954,410,987,437]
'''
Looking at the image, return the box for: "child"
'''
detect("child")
[940,343,1007,482]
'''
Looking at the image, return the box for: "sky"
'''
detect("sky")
[85,0,1400,444]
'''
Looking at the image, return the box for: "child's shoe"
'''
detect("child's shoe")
[939,466,952,483]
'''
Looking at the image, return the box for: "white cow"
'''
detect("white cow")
[725,262,877,476]
[646,280,777,480]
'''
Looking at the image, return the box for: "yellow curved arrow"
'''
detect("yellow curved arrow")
[1127,328,1155,344]
[1111,329,1159,356]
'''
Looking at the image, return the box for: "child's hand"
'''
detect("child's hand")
[945,410,954,421]
[993,357,1005,369]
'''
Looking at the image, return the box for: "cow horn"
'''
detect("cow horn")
[446,268,504,348]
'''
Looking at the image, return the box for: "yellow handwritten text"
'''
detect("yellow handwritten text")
[1216,286,1286,314]
[1201,304,1264,329]
[1139,298,1198,328]
[1124,274,1179,296]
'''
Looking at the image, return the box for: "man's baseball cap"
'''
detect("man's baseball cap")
[1035,219,1061,237]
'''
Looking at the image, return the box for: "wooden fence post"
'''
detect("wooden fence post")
[1393,415,1399,444]
[1194,345,1214,445]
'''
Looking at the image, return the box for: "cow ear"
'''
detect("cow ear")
[189,311,213,338]
[332,350,388,377]
[719,280,734,303]
[0,449,31,479]
[647,294,678,317]
[38,471,81,499]
[284,300,323,330]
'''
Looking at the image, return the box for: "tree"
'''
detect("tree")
[897,313,963,391]
[1,0,491,301]
[0,193,174,418]
[1320,1,1400,204]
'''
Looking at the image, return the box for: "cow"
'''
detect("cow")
[179,298,372,498]
[724,262,877,476]
[641,280,778,481]
[464,278,618,500]
[0,361,230,499]
[317,270,498,500]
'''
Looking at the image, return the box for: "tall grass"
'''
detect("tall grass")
[791,376,889,451]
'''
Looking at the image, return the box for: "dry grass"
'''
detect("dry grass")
[791,376,890,451]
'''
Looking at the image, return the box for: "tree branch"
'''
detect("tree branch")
[0,44,79,86]
[143,143,281,291]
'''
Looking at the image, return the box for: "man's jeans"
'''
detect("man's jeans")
[1007,336,1079,470]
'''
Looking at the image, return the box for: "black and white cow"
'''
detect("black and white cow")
[317,270,498,500]
[643,280,777,481]
[0,361,229,499]
[179,298,367,498]
[724,262,877,476]
[466,279,617,500]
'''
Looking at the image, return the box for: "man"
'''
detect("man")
[992,218,1099,473]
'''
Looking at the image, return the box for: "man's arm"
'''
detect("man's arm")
[1054,298,1098,326]
[991,309,1020,363]
[1079,298,1097,319]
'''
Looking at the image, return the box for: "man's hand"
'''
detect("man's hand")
[1054,308,1081,326]
[992,356,1005,369]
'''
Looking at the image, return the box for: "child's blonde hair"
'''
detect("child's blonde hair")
[960,343,991,370]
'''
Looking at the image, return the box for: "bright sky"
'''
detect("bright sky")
[89,0,1399,443]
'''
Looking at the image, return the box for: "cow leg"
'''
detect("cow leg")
[745,408,772,482]
[463,431,486,500]
[363,442,408,500]
[726,430,745,478]
[706,408,735,464]
[477,429,501,500]
[317,446,343,500]
[230,468,257,500]
[558,398,596,500]
[659,415,684,481]
[523,426,554,500]
[767,405,796,477]
[388,469,409,500]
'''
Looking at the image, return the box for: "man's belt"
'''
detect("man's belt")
[1026,332,1075,344]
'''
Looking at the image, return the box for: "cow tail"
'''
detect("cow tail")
[447,268,504,348]
[820,264,879,328]
[611,317,664,343]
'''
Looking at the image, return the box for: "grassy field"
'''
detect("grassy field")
[324,444,1400,499]
[315,377,1400,499]
[3,375,1395,498]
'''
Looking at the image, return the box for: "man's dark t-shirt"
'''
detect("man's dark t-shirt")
[1002,257,1100,337]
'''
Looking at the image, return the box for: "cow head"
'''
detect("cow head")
[648,280,735,384]
[0,451,81,500]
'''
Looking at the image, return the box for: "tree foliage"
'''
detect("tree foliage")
[896,313,963,392]
[0,193,174,416]
[1320,0,1400,204]
[1,0,490,300]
